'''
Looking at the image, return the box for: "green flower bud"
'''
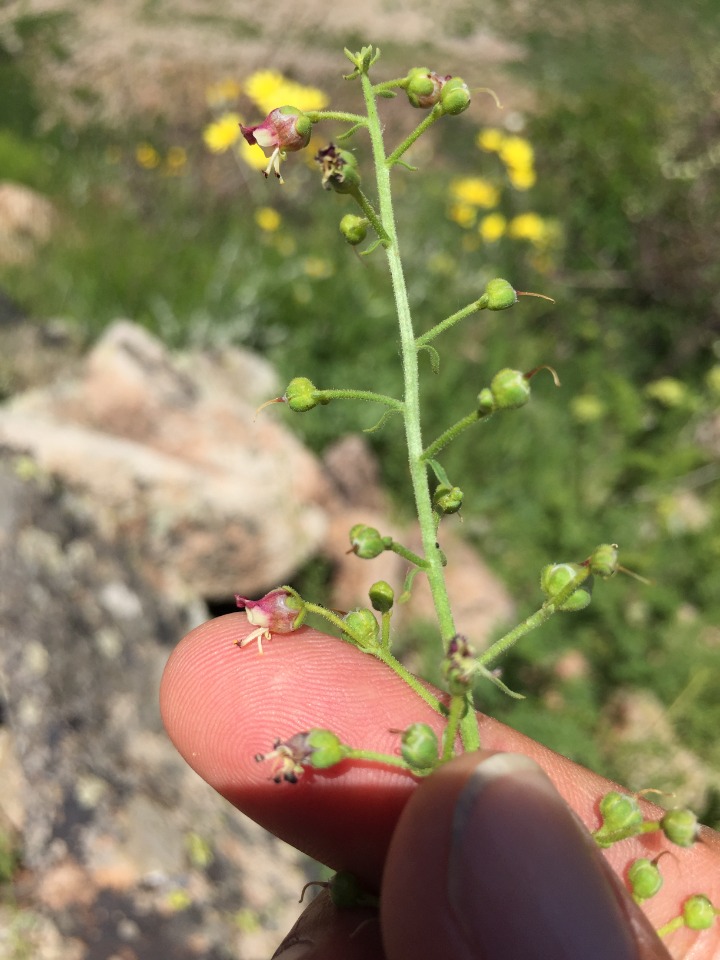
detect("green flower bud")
[540,562,593,611]
[369,580,394,613]
[440,76,471,115]
[478,278,518,311]
[477,387,495,415]
[628,858,663,904]
[490,368,531,410]
[339,213,368,245]
[682,894,716,930]
[661,808,700,847]
[316,143,361,194]
[433,483,464,514]
[342,608,380,649]
[349,523,388,559]
[304,729,348,769]
[400,723,439,774]
[328,871,378,909]
[405,67,445,108]
[589,543,619,579]
[284,377,326,412]
[594,791,644,847]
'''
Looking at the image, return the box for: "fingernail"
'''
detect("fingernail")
[271,936,314,959]
[448,753,641,960]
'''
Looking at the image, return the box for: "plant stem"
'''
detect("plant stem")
[316,388,403,410]
[421,410,484,461]
[386,105,443,167]
[441,693,466,761]
[374,649,445,714]
[360,69,480,752]
[416,299,485,347]
[477,567,592,669]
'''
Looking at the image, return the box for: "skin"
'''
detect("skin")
[160,615,720,959]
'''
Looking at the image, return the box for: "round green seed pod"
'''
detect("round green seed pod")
[479,278,518,311]
[400,723,439,773]
[328,871,378,908]
[628,858,663,903]
[540,562,593,611]
[285,377,322,412]
[661,808,699,847]
[682,894,716,930]
[369,580,394,613]
[349,524,387,559]
[490,368,531,410]
[589,543,619,578]
[305,729,348,769]
[440,76,471,115]
[595,791,643,846]
[339,214,368,245]
[405,67,440,108]
[342,608,380,648]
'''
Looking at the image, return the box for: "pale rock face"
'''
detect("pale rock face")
[0,320,331,599]
[0,182,57,265]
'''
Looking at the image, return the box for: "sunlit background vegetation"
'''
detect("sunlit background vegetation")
[1,2,719,825]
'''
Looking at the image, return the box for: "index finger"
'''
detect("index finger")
[160,614,720,916]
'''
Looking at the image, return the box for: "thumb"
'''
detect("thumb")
[381,752,672,960]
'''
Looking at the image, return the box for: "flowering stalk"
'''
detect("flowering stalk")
[356,58,481,751]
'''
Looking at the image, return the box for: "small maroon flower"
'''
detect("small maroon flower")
[234,587,306,653]
[240,105,313,182]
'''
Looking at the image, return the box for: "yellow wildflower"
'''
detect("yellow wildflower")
[255,207,282,232]
[203,113,241,153]
[206,78,241,109]
[450,176,499,209]
[448,201,477,229]
[236,136,270,171]
[166,146,187,173]
[508,212,548,244]
[479,213,507,242]
[245,70,328,115]
[302,256,334,279]
[476,128,505,152]
[499,135,534,171]
[135,143,160,169]
[507,166,536,191]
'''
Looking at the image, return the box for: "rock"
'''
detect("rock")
[0,450,314,959]
[0,320,331,599]
[602,689,720,812]
[0,182,56,265]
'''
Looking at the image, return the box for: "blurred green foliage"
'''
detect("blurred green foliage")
[0,8,718,823]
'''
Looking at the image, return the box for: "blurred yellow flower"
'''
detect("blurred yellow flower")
[479,213,507,242]
[645,377,688,408]
[476,128,505,152]
[508,212,548,244]
[302,256,334,279]
[206,78,241,109]
[448,201,476,229]
[135,142,160,169]
[245,70,328,115]
[166,145,187,173]
[255,206,282,232]
[507,166,536,190]
[236,136,270,171]
[203,113,241,153]
[499,136,534,171]
[450,176,499,209]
